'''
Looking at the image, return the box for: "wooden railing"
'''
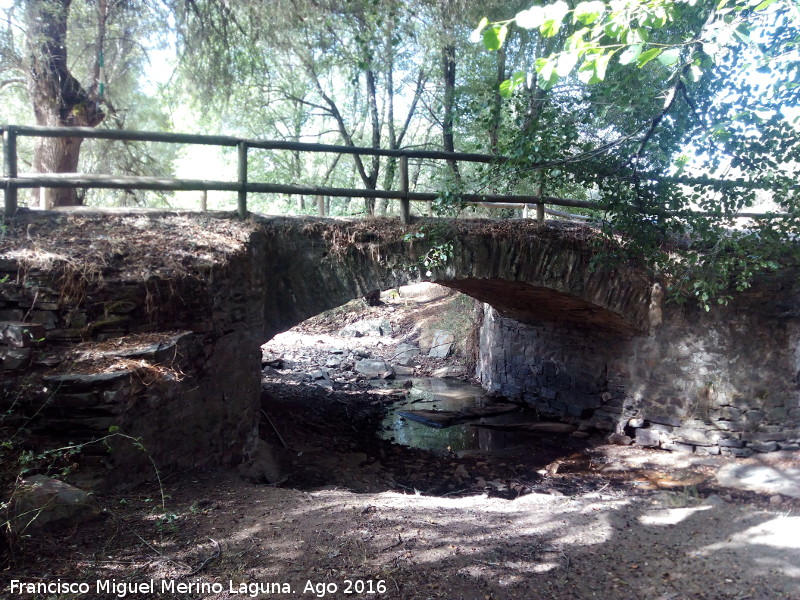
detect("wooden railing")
[1,124,795,222]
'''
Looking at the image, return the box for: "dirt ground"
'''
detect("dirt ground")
[3,285,800,600]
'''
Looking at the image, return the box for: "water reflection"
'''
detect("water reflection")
[379,378,537,455]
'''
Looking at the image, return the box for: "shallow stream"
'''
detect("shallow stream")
[378,377,542,455]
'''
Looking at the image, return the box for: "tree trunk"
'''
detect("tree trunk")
[489,48,506,153]
[441,43,461,184]
[364,68,381,216]
[25,0,105,208]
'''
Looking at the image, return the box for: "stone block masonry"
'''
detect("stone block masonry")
[2,210,797,494]
[477,278,800,456]
[0,213,265,490]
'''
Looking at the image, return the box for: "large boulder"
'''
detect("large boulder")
[428,330,455,358]
[9,475,100,534]
[340,318,393,338]
[355,359,393,379]
[392,343,420,366]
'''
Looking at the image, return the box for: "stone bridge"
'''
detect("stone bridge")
[1,211,798,488]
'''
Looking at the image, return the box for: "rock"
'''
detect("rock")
[393,365,415,376]
[309,370,329,380]
[608,433,633,445]
[392,343,420,366]
[42,370,132,390]
[662,440,696,453]
[720,447,754,457]
[674,426,717,446]
[262,357,284,369]
[428,330,455,358]
[769,494,783,506]
[644,413,683,427]
[454,464,469,479]
[0,347,32,370]
[750,441,779,453]
[341,318,393,338]
[355,359,393,379]
[571,431,590,439]
[0,322,46,347]
[237,441,283,484]
[703,494,727,507]
[325,356,342,368]
[431,365,465,378]
[10,475,99,534]
[635,428,661,447]
[628,416,646,428]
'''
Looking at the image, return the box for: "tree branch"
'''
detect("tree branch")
[0,77,25,91]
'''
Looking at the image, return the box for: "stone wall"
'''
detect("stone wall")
[3,209,798,494]
[477,278,800,456]
[0,218,263,490]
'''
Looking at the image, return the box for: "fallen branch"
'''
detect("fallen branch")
[185,538,221,577]
[261,409,288,449]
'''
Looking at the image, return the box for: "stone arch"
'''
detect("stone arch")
[254,217,657,341]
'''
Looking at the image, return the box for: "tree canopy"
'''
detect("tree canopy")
[473,0,800,306]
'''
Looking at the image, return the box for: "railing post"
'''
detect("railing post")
[3,127,18,218]
[536,177,545,223]
[400,153,410,225]
[316,195,325,217]
[237,141,248,218]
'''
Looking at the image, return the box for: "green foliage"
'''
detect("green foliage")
[469,0,800,307]
[477,0,798,89]
[155,512,179,535]
[403,223,456,277]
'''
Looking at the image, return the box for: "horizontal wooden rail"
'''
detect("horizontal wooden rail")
[5,173,600,209]
[0,124,524,165]
[1,124,795,223]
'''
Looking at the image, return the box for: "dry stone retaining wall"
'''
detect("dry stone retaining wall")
[477,279,800,456]
[0,228,263,490]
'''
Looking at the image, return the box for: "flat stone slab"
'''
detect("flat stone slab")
[397,403,519,428]
[42,370,133,388]
[471,421,578,434]
[716,463,800,498]
[355,359,392,378]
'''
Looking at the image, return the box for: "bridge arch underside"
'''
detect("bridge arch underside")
[431,277,637,431]
[437,278,638,335]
